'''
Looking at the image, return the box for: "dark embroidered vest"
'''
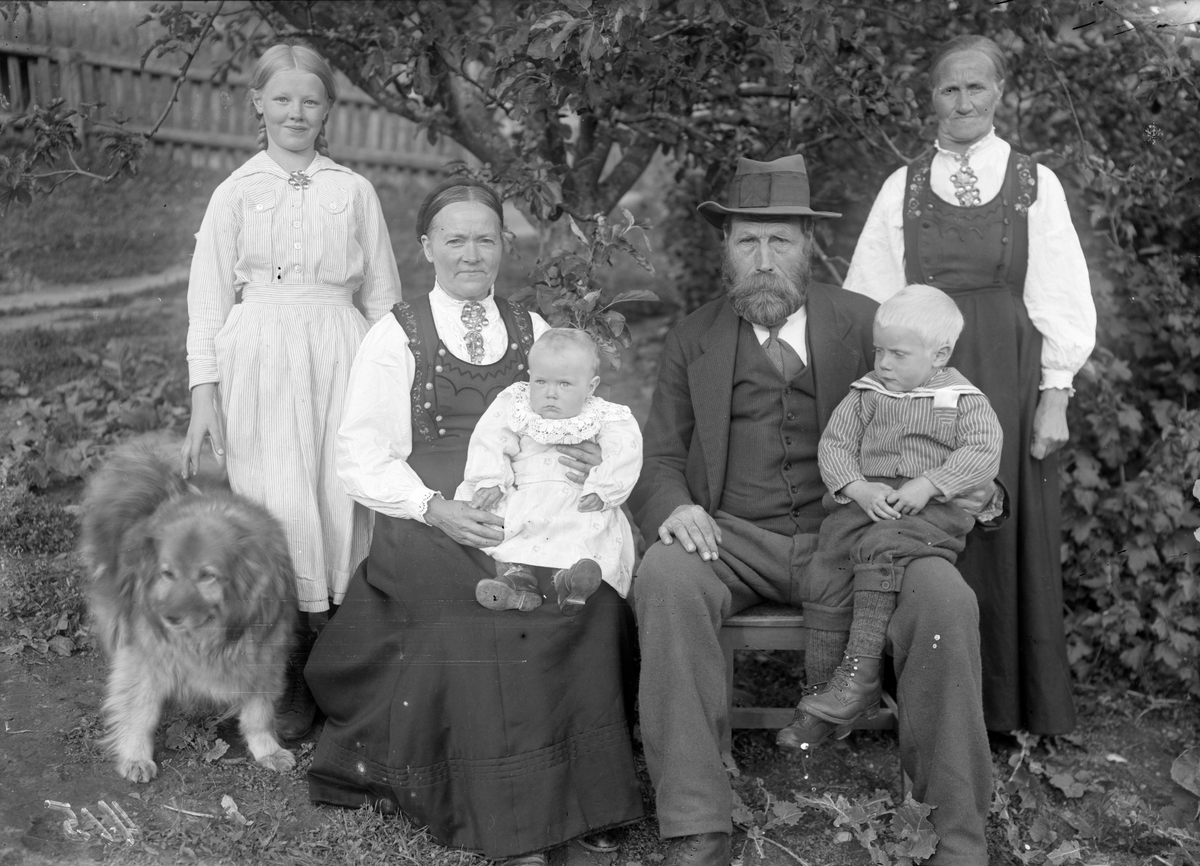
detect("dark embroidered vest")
[391,293,535,497]
[720,319,826,536]
[903,147,1037,300]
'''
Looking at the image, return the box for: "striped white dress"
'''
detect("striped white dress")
[186,151,402,611]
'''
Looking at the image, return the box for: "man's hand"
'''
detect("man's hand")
[471,486,504,511]
[578,492,604,512]
[424,495,505,548]
[841,480,902,522]
[889,476,939,516]
[658,503,722,561]
[1031,388,1070,460]
[557,440,602,484]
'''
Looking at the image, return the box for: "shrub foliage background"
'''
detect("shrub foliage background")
[2,0,1198,698]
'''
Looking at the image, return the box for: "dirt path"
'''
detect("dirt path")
[0,267,189,334]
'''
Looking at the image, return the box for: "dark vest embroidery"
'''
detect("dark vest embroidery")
[392,294,535,443]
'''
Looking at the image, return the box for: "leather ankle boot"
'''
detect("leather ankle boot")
[552,558,602,616]
[476,564,543,612]
[275,628,317,741]
[663,832,730,866]
[777,682,843,752]
[800,654,883,726]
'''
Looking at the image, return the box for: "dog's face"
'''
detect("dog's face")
[147,515,240,634]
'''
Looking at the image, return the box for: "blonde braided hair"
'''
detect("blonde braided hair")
[248,43,338,156]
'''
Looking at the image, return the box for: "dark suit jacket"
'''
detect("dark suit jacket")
[630,282,879,542]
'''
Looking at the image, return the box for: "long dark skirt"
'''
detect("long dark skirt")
[948,285,1077,735]
[305,515,645,859]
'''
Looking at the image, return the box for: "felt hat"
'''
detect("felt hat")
[697,154,841,228]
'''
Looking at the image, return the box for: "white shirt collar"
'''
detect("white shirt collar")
[935,126,999,161]
[430,281,496,309]
[749,304,809,363]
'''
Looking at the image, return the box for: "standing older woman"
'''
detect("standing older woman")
[843,34,1095,735]
[304,178,643,866]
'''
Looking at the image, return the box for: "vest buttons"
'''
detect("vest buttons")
[1003,217,1011,225]
[785,387,793,395]
[922,221,931,229]
[787,412,795,421]
[783,462,792,471]
[785,436,792,445]
[790,485,798,494]
[1001,237,1009,244]
[423,402,432,409]
[791,508,801,517]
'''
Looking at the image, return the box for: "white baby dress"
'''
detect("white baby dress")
[455,382,643,597]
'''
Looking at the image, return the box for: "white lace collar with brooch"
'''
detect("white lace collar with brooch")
[505,382,632,445]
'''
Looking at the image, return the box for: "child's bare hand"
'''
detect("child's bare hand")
[471,486,504,511]
[842,480,902,522]
[888,477,939,515]
[578,493,604,512]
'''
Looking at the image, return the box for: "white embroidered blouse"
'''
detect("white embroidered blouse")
[186,151,402,388]
[842,129,1096,392]
[336,284,550,521]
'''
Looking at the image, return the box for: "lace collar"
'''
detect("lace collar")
[505,382,632,445]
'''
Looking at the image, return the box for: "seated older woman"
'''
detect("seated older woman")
[304,178,644,866]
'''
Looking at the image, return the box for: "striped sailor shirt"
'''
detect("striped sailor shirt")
[186,151,402,388]
[819,368,1003,516]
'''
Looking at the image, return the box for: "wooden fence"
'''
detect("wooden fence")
[0,2,468,177]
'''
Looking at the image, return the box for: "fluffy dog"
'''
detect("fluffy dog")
[79,441,298,782]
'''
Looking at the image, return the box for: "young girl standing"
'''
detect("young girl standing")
[182,43,401,738]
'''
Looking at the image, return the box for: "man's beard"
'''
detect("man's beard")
[722,246,813,328]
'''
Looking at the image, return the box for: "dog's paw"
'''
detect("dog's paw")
[256,748,296,774]
[116,757,158,783]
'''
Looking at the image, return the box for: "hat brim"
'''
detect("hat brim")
[697,201,842,229]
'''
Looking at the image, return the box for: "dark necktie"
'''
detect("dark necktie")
[461,301,488,364]
[765,325,805,381]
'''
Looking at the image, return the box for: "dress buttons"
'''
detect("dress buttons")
[292,221,301,228]
[255,204,264,211]
[423,402,431,409]
[293,265,301,273]
[293,241,302,250]
[1001,237,1009,244]
[292,201,300,208]
[1003,218,1010,225]
[881,580,891,589]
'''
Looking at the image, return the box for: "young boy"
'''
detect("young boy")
[778,284,1004,751]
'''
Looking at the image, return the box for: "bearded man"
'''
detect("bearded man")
[629,155,992,866]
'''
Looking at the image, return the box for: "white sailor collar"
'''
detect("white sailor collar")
[934,127,1000,161]
[232,151,350,180]
[851,368,982,401]
[505,382,632,445]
